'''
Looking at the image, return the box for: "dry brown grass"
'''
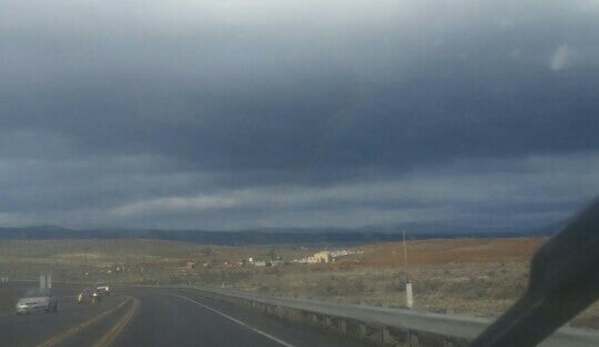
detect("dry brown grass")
[0,237,597,328]
[354,237,545,266]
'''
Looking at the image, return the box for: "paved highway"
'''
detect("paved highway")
[191,286,599,347]
[111,288,370,347]
[0,283,125,347]
[0,285,372,347]
[3,284,598,347]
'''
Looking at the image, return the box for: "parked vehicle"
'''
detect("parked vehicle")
[15,288,58,315]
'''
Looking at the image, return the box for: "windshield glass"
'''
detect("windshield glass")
[0,1,597,347]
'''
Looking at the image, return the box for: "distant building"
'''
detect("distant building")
[248,256,284,267]
[294,249,361,264]
[306,257,318,263]
[254,259,267,267]
[186,262,196,271]
[312,251,331,263]
[270,260,283,267]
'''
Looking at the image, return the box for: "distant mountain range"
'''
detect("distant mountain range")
[0,220,566,246]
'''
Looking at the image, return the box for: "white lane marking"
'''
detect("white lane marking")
[168,293,298,347]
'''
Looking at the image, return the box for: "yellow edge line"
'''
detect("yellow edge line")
[90,297,141,347]
[33,296,132,347]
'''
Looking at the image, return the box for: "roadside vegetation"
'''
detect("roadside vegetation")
[1,237,597,328]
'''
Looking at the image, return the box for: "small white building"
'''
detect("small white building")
[254,259,267,267]
[307,251,331,263]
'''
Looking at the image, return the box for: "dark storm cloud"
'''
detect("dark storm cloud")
[1,0,598,229]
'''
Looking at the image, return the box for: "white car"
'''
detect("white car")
[15,289,58,315]
[95,282,111,296]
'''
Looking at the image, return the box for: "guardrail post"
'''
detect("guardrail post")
[311,313,318,324]
[324,316,333,326]
[358,323,367,337]
[408,332,419,347]
[338,320,347,332]
[380,328,392,344]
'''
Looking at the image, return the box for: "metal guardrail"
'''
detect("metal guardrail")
[166,285,599,347]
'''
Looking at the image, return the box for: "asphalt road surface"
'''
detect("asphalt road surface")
[1,284,372,347]
[0,283,124,347]
[112,287,371,347]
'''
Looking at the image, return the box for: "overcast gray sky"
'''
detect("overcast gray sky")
[1,0,598,231]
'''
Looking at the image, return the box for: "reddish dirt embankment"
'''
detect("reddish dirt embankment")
[353,237,546,266]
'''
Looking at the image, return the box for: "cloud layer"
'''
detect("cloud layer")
[1,0,598,230]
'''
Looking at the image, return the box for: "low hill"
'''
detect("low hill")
[0,221,562,246]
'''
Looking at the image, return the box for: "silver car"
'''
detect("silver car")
[15,288,58,315]
[95,282,111,296]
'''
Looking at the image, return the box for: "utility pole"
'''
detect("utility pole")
[403,230,414,309]
[84,246,90,271]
